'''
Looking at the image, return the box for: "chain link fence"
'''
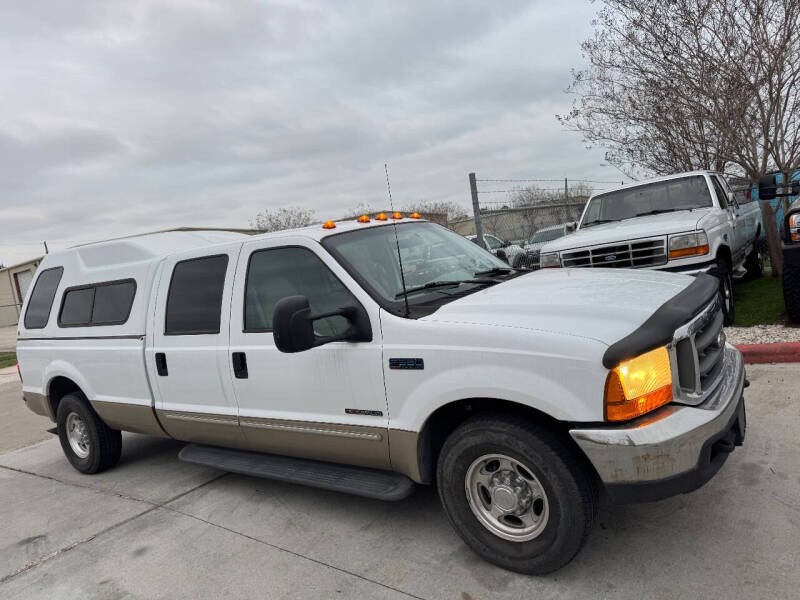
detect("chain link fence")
[450,173,625,269]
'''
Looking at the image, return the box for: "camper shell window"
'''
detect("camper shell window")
[58,279,137,327]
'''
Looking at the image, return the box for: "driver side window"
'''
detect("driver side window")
[244,246,356,337]
[485,236,501,250]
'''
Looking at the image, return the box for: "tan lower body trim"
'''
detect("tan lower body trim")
[92,401,168,437]
[388,429,423,483]
[240,416,390,470]
[157,409,247,448]
[24,392,53,421]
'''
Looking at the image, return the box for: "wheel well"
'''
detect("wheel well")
[716,245,732,268]
[48,376,82,419]
[415,399,577,484]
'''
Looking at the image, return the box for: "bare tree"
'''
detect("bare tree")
[251,206,315,232]
[401,200,470,221]
[341,202,376,219]
[560,0,800,274]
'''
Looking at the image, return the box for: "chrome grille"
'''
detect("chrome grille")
[561,238,667,268]
[671,297,725,405]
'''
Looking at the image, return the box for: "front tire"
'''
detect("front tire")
[744,243,764,280]
[783,261,800,323]
[437,414,597,575]
[715,259,736,326]
[57,392,122,474]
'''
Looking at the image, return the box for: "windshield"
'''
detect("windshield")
[581,175,712,228]
[322,222,510,314]
[529,228,564,244]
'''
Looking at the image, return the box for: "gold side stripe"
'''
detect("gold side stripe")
[240,418,383,442]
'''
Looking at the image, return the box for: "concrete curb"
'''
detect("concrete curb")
[734,342,800,364]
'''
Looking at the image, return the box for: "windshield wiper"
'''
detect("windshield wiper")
[582,219,616,228]
[394,279,497,299]
[634,209,681,217]
[473,267,513,277]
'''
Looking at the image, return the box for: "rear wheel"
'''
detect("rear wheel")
[437,414,597,574]
[57,392,122,474]
[715,259,735,326]
[744,243,764,280]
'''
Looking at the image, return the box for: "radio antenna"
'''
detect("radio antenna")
[385,163,410,318]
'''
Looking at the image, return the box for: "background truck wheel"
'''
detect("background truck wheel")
[743,243,764,280]
[783,263,800,323]
[436,413,598,575]
[714,259,735,326]
[56,392,122,474]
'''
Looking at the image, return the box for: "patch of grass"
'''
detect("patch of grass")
[0,352,17,369]
[733,272,785,327]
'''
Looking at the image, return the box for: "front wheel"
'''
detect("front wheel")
[744,243,764,280]
[437,414,598,574]
[57,392,122,474]
[715,260,736,326]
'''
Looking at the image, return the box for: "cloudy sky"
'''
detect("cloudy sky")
[0,0,612,266]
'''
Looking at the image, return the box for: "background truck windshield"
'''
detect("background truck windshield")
[581,175,713,228]
[323,222,508,312]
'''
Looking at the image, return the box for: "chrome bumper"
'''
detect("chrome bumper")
[569,345,745,503]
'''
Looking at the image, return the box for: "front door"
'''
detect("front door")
[228,236,390,469]
[148,243,245,447]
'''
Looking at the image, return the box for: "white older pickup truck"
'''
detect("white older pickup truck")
[539,171,764,325]
[17,216,746,574]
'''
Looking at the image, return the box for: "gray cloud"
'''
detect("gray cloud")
[0,0,611,266]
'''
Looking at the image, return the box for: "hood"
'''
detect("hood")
[423,268,694,346]
[542,208,713,253]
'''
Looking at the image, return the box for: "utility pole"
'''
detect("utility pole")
[469,172,485,248]
[43,241,49,254]
[564,177,570,221]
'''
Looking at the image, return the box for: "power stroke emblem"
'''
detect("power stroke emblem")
[389,358,424,370]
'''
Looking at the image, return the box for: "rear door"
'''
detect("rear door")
[227,236,390,469]
[147,242,245,447]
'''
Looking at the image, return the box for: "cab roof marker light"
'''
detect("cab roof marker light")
[375,213,388,221]
[392,212,403,220]
[322,221,336,229]
[357,215,370,223]
[409,212,421,219]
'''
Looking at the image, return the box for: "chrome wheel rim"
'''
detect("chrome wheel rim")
[465,453,549,542]
[66,412,90,459]
[723,276,733,312]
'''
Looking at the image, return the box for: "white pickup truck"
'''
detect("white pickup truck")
[539,171,764,325]
[17,217,747,574]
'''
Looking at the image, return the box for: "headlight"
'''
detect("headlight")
[789,213,800,242]
[540,252,561,268]
[604,346,673,421]
[669,231,709,259]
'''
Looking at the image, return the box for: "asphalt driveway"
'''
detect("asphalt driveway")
[1,363,798,599]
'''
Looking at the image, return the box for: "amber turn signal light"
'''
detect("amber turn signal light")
[322,221,336,229]
[669,244,710,259]
[604,346,673,421]
[357,214,370,223]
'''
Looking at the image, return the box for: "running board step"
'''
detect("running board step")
[178,444,415,501]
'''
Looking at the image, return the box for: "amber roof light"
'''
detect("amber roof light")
[322,221,336,229]
[391,212,403,219]
[375,213,388,221]
[357,214,370,223]
[409,212,421,219]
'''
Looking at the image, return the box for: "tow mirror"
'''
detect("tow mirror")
[759,174,777,201]
[272,295,372,353]
[565,221,578,233]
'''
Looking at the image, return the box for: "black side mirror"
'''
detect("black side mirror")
[272,295,372,353]
[759,174,778,201]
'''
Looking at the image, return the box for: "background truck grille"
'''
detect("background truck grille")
[674,300,725,402]
[561,238,667,268]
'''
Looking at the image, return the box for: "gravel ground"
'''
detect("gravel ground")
[726,324,800,344]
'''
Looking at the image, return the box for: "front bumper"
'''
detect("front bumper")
[569,345,746,503]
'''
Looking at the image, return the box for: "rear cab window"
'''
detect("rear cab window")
[23,267,64,329]
[165,255,229,335]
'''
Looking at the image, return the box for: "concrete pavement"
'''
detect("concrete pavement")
[1,363,798,599]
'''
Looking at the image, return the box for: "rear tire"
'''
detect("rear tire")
[56,392,122,474]
[744,243,764,280]
[714,259,735,326]
[783,261,800,323]
[436,414,598,575]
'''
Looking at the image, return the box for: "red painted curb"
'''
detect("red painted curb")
[734,342,800,364]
